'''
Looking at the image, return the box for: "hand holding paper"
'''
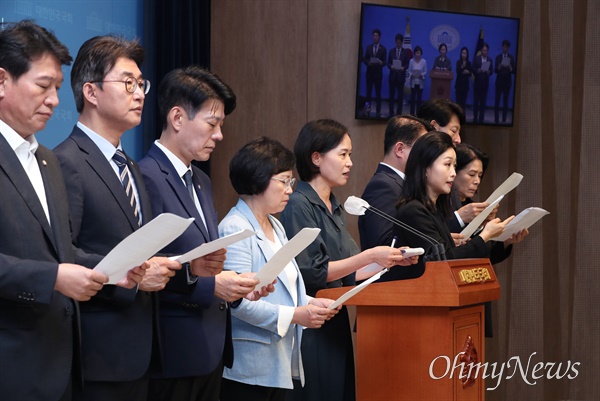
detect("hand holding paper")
[93,213,194,284]
[460,196,504,240]
[328,269,387,309]
[494,208,549,241]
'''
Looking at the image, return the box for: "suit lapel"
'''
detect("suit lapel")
[71,129,139,230]
[192,171,217,241]
[148,145,211,242]
[235,200,293,295]
[0,134,57,252]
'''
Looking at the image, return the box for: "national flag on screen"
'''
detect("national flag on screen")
[473,26,484,63]
[402,16,413,59]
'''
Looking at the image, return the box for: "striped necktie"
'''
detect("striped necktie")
[112,149,141,226]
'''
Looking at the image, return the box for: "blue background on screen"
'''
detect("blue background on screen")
[0,0,144,160]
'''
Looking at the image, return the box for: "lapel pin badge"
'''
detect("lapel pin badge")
[42,160,47,166]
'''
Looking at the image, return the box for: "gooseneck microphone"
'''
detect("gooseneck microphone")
[345,196,446,261]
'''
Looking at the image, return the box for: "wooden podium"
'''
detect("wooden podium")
[317,258,499,401]
[430,70,454,99]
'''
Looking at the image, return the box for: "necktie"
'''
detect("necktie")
[183,169,194,200]
[374,45,378,56]
[397,48,400,59]
[112,149,141,226]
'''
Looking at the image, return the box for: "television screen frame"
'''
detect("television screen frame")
[356,3,520,127]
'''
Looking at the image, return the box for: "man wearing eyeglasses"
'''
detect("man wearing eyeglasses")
[138,66,273,401]
[54,35,181,401]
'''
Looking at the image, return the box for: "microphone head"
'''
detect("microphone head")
[344,196,370,216]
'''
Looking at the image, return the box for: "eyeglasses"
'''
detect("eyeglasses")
[271,177,296,189]
[90,77,151,95]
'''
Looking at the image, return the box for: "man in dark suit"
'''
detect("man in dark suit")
[0,21,108,400]
[54,35,181,401]
[494,39,516,124]
[363,28,386,117]
[387,33,410,116]
[472,43,493,123]
[358,115,430,251]
[138,67,263,400]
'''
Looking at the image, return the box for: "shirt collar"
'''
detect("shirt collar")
[296,180,342,213]
[0,118,39,156]
[77,121,124,161]
[154,140,189,178]
[379,162,405,179]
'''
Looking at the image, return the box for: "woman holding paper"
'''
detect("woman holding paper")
[451,143,528,337]
[393,132,514,268]
[280,119,416,401]
[218,137,338,401]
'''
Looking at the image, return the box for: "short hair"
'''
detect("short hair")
[395,33,404,42]
[373,29,381,36]
[502,39,510,47]
[71,35,144,113]
[229,136,295,196]
[400,131,455,217]
[414,45,423,55]
[438,43,447,52]
[294,119,348,182]
[456,143,489,177]
[0,20,71,80]
[158,66,236,130]
[417,98,465,127]
[384,114,432,154]
[482,43,489,50]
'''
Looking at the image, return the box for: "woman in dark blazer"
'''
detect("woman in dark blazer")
[454,46,472,112]
[393,132,513,268]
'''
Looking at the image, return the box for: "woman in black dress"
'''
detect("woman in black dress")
[454,46,472,112]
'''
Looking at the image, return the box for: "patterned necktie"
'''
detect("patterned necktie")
[112,149,141,226]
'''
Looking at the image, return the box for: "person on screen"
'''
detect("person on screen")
[387,33,410,116]
[219,136,338,401]
[392,131,513,273]
[494,40,516,124]
[455,46,472,112]
[433,43,451,71]
[363,29,386,118]
[408,45,427,115]
[472,43,493,123]
[280,119,415,401]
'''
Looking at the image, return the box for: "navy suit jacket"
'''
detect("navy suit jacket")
[358,164,404,251]
[138,143,233,378]
[54,126,156,382]
[0,133,77,399]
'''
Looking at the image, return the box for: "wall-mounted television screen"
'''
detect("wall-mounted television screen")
[356,3,520,127]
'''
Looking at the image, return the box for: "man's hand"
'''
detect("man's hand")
[116,265,146,289]
[55,263,108,301]
[240,272,276,301]
[214,271,259,302]
[138,257,181,292]
[190,248,226,277]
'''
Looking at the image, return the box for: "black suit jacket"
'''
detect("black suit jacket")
[378,199,490,282]
[138,143,233,378]
[0,133,77,399]
[54,125,156,382]
[387,47,409,83]
[358,164,404,251]
[363,43,387,79]
[495,52,515,88]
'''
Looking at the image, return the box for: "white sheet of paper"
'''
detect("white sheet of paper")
[328,269,387,310]
[253,228,320,290]
[170,229,256,263]
[485,173,523,204]
[359,262,385,275]
[481,60,491,71]
[460,195,504,240]
[392,59,403,69]
[495,207,549,241]
[94,213,194,284]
